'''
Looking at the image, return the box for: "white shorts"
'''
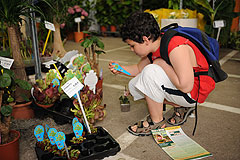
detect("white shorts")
[128,64,196,107]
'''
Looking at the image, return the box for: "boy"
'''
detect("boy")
[108,12,215,136]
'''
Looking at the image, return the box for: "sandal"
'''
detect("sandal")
[167,107,195,126]
[127,115,166,136]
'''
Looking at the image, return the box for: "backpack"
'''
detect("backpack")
[160,23,228,83]
[159,23,228,135]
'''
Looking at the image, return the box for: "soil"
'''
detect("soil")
[11,117,72,160]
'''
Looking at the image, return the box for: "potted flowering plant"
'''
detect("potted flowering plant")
[119,86,130,112]
[67,5,89,43]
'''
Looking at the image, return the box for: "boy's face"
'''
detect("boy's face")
[125,38,151,58]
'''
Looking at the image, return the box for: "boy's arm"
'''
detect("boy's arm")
[153,45,195,93]
[109,56,150,77]
[122,56,150,77]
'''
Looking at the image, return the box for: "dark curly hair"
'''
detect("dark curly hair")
[120,11,160,43]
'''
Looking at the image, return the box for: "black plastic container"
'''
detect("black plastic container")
[35,126,121,160]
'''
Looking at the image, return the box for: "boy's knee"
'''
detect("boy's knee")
[142,64,162,78]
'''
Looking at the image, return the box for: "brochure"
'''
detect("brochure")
[151,126,212,160]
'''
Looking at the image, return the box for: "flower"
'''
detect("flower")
[119,86,130,104]
[65,5,89,32]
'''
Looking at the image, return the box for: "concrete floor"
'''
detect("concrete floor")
[64,37,240,160]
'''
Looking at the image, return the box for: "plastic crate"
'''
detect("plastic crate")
[35,126,121,160]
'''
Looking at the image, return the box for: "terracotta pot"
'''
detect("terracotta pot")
[0,130,20,160]
[74,32,84,43]
[35,101,54,109]
[12,101,34,120]
[100,26,107,32]
[110,25,117,32]
[120,103,130,112]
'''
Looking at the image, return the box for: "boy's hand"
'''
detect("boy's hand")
[109,61,121,75]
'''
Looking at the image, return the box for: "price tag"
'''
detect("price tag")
[61,77,84,98]
[74,17,81,23]
[213,20,226,28]
[0,57,14,69]
[44,21,55,31]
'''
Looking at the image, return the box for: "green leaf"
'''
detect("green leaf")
[0,73,11,88]
[83,39,93,48]
[95,50,105,55]
[96,40,104,50]
[15,79,32,90]
[1,105,12,117]
[194,0,214,14]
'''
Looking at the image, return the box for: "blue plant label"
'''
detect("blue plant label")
[55,132,66,150]
[45,124,50,134]
[73,122,83,138]
[112,63,131,75]
[48,128,58,145]
[51,78,60,88]
[72,117,79,126]
[34,125,44,142]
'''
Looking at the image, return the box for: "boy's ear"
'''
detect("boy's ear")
[142,36,150,44]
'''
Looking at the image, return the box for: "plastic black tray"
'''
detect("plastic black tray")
[35,126,121,160]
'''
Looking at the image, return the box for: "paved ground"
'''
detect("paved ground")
[64,37,240,160]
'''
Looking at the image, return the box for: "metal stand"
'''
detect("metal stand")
[29,0,42,80]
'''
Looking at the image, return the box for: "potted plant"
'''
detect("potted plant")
[0,64,32,159]
[33,69,61,108]
[80,31,105,77]
[71,85,106,125]
[66,5,89,43]
[119,86,130,112]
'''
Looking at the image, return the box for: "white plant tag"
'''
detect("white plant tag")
[61,76,84,98]
[74,17,81,23]
[0,56,14,69]
[213,20,226,28]
[44,21,55,31]
[84,70,98,94]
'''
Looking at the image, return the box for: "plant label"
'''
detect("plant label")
[112,63,131,76]
[72,117,79,126]
[84,70,98,94]
[0,56,14,69]
[55,132,66,150]
[74,17,81,23]
[73,122,84,138]
[34,125,44,142]
[51,78,60,88]
[59,50,78,64]
[61,76,84,98]
[48,128,58,145]
[45,124,50,135]
[44,21,55,31]
[42,60,57,69]
[213,20,226,28]
[50,62,69,78]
